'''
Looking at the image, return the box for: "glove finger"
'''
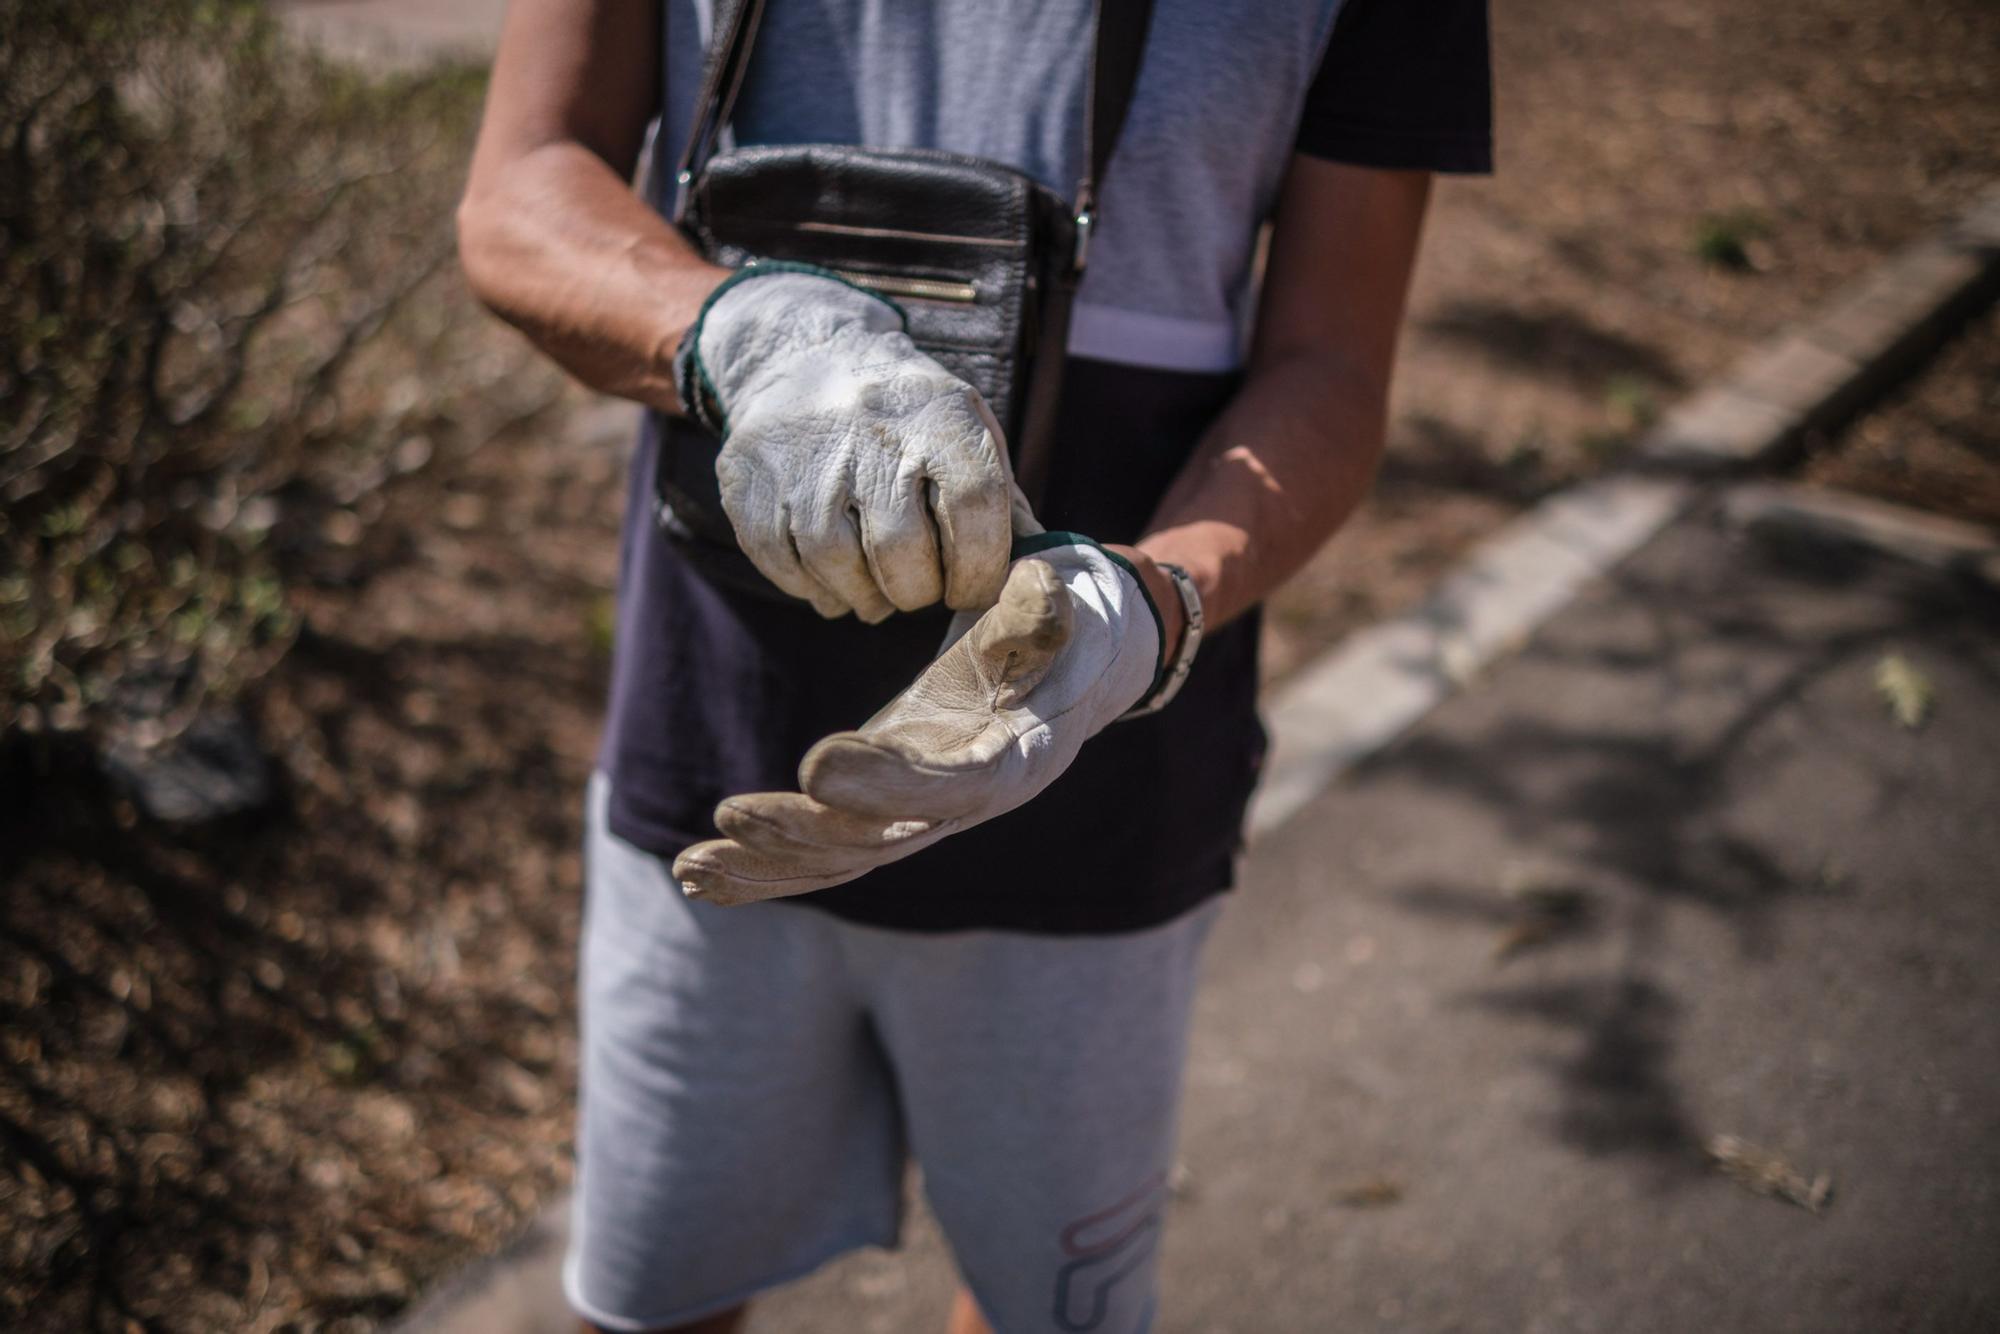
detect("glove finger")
[745,521,852,619]
[926,389,1016,611]
[855,467,945,612]
[763,541,851,620]
[800,724,1015,820]
[795,500,898,624]
[715,790,938,854]
[719,456,853,618]
[798,559,1073,816]
[672,834,869,905]
[967,558,1072,707]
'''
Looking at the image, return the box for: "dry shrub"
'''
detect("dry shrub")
[0,0,549,745]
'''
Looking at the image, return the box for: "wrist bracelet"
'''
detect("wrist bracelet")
[1122,561,1203,719]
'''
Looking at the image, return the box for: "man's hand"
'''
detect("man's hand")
[672,535,1164,903]
[693,269,1035,622]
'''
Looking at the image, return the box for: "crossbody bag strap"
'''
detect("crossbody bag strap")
[674,0,1156,260]
[1074,0,1155,271]
[672,0,767,224]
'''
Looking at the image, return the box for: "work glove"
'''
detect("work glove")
[681,263,1036,622]
[672,534,1167,904]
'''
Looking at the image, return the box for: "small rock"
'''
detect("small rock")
[1335,1176,1405,1208]
[100,705,276,825]
[1707,1133,1834,1213]
[1493,883,1594,962]
[1873,652,1934,730]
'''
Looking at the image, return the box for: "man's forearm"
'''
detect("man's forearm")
[1134,346,1389,633]
[457,145,727,411]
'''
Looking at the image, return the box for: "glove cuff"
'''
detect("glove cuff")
[1009,531,1170,709]
[673,261,908,436]
[1119,560,1202,719]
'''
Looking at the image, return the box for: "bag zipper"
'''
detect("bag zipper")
[829,268,979,304]
[792,219,1023,249]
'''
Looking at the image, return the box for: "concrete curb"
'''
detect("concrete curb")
[1249,182,2000,836]
[1718,481,2000,579]
[1645,184,2000,470]
[1248,473,1697,836]
[393,1204,571,1334]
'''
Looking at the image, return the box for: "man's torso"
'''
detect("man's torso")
[657,0,1348,372]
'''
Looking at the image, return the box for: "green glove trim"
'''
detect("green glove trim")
[676,260,910,438]
[1008,531,1169,707]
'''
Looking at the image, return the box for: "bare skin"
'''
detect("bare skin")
[947,1287,995,1334]
[464,2,1429,1328]
[1131,156,1432,659]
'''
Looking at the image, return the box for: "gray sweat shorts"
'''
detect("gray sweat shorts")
[565,774,1220,1333]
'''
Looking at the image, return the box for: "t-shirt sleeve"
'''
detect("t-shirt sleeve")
[1293,0,1493,174]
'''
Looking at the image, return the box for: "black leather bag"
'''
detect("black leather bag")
[654,0,1154,599]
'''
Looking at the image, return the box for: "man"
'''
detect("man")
[458,1,1490,1329]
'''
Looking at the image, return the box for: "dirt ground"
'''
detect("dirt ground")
[5,0,1999,1329]
[2,416,617,1330]
[1799,304,2000,526]
[1262,0,2000,678]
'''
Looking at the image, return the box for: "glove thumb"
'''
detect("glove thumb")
[801,557,1073,817]
[969,558,1072,709]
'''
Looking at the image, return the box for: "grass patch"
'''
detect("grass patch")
[1690,208,1771,272]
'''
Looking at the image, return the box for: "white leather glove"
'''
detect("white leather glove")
[683,264,1037,622]
[672,535,1167,904]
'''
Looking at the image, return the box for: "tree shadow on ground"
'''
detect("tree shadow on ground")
[1372,515,1987,1171]
[0,607,599,1331]
[1469,974,1694,1163]
[1376,413,1562,505]
[1420,299,1687,392]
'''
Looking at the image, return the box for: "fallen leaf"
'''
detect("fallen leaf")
[1874,652,1934,730]
[1706,1133,1834,1213]
[1492,884,1594,962]
[1335,1177,1404,1208]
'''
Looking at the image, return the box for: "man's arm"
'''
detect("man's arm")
[456,0,727,410]
[1118,157,1432,649]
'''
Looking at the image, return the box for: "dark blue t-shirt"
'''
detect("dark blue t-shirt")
[603,360,1266,933]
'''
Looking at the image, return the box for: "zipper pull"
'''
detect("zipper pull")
[1072,187,1097,275]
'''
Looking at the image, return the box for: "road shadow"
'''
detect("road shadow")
[1377,413,1563,505]
[1371,514,1985,1169]
[1468,973,1695,1165]
[1420,299,1687,392]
